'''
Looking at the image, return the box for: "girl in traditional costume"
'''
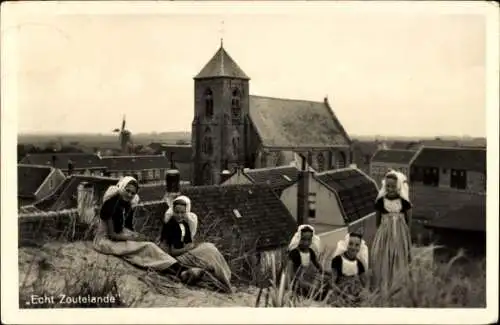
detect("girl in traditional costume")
[330,232,369,305]
[286,225,327,299]
[93,177,203,283]
[160,195,233,293]
[371,170,413,292]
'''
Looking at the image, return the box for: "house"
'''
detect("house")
[424,197,486,260]
[410,146,486,192]
[19,153,107,176]
[31,175,119,211]
[191,43,352,186]
[313,167,380,248]
[100,155,171,184]
[223,165,379,250]
[370,149,418,186]
[409,146,487,221]
[17,164,66,207]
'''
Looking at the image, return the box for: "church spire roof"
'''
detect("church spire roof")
[194,43,250,80]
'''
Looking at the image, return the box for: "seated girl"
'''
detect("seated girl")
[159,195,233,293]
[93,176,203,284]
[330,232,368,305]
[286,225,327,299]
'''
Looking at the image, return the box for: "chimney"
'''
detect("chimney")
[169,152,175,169]
[220,169,231,184]
[165,168,181,197]
[77,182,96,224]
[51,155,57,167]
[67,159,74,175]
[296,153,311,226]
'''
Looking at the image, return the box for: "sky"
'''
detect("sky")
[6,2,490,137]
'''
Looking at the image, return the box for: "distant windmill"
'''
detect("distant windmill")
[113,115,132,154]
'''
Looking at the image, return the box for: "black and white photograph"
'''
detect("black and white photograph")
[1,1,498,324]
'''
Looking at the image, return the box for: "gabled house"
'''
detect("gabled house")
[100,155,171,184]
[370,149,418,186]
[18,164,66,207]
[19,153,107,176]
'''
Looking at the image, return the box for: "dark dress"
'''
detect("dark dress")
[99,193,135,233]
[288,248,327,299]
[160,219,193,249]
[331,254,366,305]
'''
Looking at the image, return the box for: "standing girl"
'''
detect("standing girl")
[371,170,413,292]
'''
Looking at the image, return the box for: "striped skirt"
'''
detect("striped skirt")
[370,213,412,292]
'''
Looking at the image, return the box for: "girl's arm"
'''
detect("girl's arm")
[405,208,413,228]
[168,244,195,257]
[376,211,382,228]
[104,218,133,241]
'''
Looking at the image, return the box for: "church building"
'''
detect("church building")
[191,42,353,186]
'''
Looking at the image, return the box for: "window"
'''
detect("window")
[316,153,325,171]
[201,163,212,185]
[148,170,154,179]
[48,177,54,190]
[422,167,439,187]
[308,192,317,219]
[282,175,292,182]
[154,169,160,179]
[260,152,268,167]
[232,136,239,157]
[450,169,467,190]
[336,151,346,169]
[204,89,214,118]
[231,88,241,118]
[202,136,213,155]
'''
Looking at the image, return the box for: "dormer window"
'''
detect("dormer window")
[231,88,241,118]
[204,89,214,118]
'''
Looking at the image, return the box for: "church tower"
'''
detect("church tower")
[191,41,250,186]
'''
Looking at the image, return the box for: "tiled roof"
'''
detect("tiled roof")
[20,153,105,170]
[315,168,379,223]
[194,45,250,80]
[249,95,350,148]
[412,147,486,173]
[33,175,119,211]
[244,166,300,194]
[371,149,417,164]
[425,197,486,232]
[18,165,53,198]
[100,155,170,171]
[179,183,297,251]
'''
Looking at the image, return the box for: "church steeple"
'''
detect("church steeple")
[194,44,250,80]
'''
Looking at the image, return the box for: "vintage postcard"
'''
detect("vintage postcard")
[1,1,498,324]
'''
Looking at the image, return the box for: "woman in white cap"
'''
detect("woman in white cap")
[93,176,203,284]
[286,224,327,299]
[371,170,413,292]
[160,195,233,293]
